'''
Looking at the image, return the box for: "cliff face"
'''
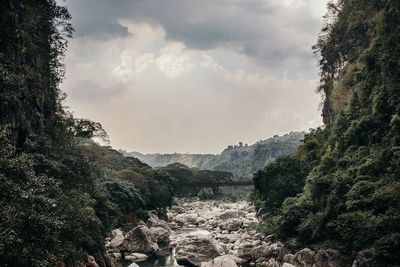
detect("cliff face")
[316,1,380,125]
[0,1,72,147]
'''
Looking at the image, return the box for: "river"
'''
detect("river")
[116,199,260,267]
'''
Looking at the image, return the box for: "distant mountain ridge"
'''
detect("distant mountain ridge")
[123,132,305,181]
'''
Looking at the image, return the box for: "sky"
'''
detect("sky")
[60,0,329,154]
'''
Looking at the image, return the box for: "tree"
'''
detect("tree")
[69,118,109,143]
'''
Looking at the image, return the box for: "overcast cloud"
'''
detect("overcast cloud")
[61,0,328,154]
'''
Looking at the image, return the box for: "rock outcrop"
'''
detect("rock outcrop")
[176,231,222,266]
[121,225,159,255]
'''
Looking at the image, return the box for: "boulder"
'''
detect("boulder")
[208,219,219,228]
[158,219,172,232]
[256,258,280,267]
[283,248,343,267]
[220,219,243,231]
[148,214,172,233]
[282,264,296,267]
[121,225,159,255]
[150,227,170,243]
[175,213,199,225]
[238,242,253,260]
[283,254,295,264]
[228,234,241,243]
[269,242,284,257]
[127,263,140,267]
[176,232,221,265]
[125,253,148,262]
[255,257,268,264]
[219,210,239,220]
[168,222,179,230]
[109,229,124,247]
[267,258,280,267]
[171,206,186,214]
[201,255,238,267]
[313,249,342,267]
[252,240,262,247]
[251,245,272,260]
[196,217,207,225]
[293,248,315,267]
[227,255,246,265]
[351,249,375,267]
[147,214,160,227]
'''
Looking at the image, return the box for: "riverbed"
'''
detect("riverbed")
[109,199,348,267]
[115,199,261,267]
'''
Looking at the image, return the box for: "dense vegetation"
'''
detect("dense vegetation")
[254,0,400,265]
[0,1,174,266]
[127,132,304,181]
[158,162,233,197]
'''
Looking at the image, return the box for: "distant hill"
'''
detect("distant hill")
[123,132,304,181]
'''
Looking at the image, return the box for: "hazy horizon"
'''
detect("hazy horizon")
[124,131,306,155]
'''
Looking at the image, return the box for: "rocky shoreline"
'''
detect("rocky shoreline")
[103,200,371,267]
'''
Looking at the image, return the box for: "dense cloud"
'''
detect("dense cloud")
[65,0,325,74]
[61,0,328,153]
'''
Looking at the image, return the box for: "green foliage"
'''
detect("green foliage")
[68,118,109,142]
[253,0,400,264]
[0,126,104,266]
[159,162,233,197]
[0,126,61,266]
[253,128,326,214]
[0,1,176,266]
[79,140,175,210]
[253,156,310,214]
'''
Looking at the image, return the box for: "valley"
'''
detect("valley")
[124,132,304,181]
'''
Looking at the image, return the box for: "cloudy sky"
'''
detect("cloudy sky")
[61,0,328,154]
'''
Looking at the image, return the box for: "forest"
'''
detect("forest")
[253,0,400,265]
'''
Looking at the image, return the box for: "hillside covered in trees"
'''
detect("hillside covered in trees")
[157,163,233,197]
[253,0,400,265]
[0,1,174,266]
[126,132,304,181]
